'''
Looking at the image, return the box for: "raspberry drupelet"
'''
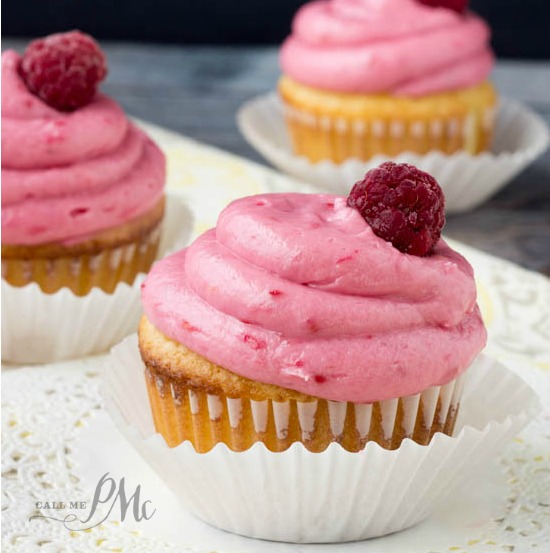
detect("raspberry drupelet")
[18,30,107,111]
[347,162,446,257]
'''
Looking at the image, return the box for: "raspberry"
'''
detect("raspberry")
[18,30,107,111]
[347,162,445,256]
[417,0,469,14]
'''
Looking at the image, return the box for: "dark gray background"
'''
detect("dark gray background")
[3,0,550,58]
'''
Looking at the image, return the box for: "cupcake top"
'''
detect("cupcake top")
[280,0,494,96]
[1,31,165,246]
[142,164,487,403]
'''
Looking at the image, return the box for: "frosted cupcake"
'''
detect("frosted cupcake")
[279,0,497,162]
[139,162,486,452]
[2,31,166,296]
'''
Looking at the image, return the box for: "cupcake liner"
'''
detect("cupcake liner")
[1,194,192,364]
[237,93,549,213]
[2,222,161,296]
[143,358,465,452]
[101,335,540,543]
[281,99,494,162]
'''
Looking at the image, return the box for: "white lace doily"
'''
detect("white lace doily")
[3,124,550,553]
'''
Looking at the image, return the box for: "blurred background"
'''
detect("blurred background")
[3,0,550,58]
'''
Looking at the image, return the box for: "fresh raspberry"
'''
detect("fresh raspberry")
[347,162,445,256]
[18,30,107,111]
[417,0,469,14]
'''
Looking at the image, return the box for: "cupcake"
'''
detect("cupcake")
[279,0,497,163]
[1,31,166,296]
[139,162,487,453]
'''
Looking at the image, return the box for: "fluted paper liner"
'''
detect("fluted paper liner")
[281,100,494,162]
[2,220,162,296]
[237,94,549,213]
[1,194,192,364]
[102,335,540,543]
[143,359,464,453]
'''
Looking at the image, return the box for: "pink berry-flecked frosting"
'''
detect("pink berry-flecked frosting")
[142,193,487,404]
[280,0,494,96]
[1,50,165,246]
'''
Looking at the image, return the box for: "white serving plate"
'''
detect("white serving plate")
[2,123,549,553]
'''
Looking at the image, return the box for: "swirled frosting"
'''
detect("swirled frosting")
[280,0,494,96]
[1,50,165,245]
[142,193,486,403]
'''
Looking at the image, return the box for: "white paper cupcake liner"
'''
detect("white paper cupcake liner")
[237,93,549,213]
[101,335,540,543]
[1,194,192,364]
[143,356,465,452]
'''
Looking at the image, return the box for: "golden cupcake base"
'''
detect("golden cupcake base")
[279,76,497,163]
[2,198,165,296]
[139,317,465,453]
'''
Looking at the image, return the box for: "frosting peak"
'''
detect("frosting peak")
[142,193,486,403]
[280,0,494,96]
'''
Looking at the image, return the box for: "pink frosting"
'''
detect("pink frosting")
[142,194,487,403]
[280,0,494,96]
[1,50,165,245]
